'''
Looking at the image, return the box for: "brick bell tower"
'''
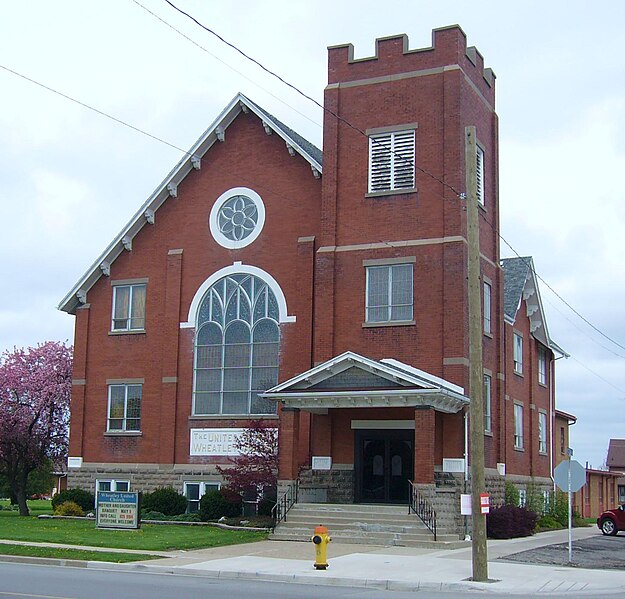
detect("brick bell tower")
[313,26,503,466]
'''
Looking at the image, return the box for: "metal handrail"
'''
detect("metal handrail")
[271,479,299,528]
[408,480,437,541]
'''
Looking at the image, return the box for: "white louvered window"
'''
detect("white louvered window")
[483,374,492,433]
[476,145,485,205]
[368,130,415,193]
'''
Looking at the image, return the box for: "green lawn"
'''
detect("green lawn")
[0,543,160,563]
[0,500,267,551]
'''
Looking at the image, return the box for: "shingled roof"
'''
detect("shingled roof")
[607,439,625,470]
[501,256,567,357]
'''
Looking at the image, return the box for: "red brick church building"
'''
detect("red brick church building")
[60,26,564,521]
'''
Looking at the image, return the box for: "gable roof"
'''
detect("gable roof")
[607,439,625,469]
[501,256,568,357]
[58,93,322,315]
[263,351,469,413]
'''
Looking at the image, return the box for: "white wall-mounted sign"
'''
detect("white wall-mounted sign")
[190,428,245,456]
[312,456,332,470]
[460,493,472,516]
[67,457,83,469]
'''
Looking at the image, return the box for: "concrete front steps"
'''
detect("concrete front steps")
[270,503,468,549]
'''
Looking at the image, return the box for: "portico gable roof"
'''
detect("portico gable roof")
[263,351,469,414]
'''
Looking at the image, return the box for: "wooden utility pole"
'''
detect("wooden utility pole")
[465,126,488,582]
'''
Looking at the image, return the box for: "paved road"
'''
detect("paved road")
[501,533,625,569]
[0,561,607,599]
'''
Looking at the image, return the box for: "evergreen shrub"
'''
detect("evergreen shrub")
[199,489,242,521]
[486,504,537,539]
[141,487,187,516]
[51,489,95,513]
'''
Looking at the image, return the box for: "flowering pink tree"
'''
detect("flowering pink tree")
[0,342,72,515]
[217,421,278,500]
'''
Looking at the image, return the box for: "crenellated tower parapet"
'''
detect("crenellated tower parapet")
[328,25,495,106]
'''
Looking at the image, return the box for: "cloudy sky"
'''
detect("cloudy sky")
[1,1,624,470]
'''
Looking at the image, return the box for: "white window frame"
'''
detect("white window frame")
[538,411,548,454]
[184,481,221,513]
[111,283,146,332]
[483,374,492,433]
[483,281,492,334]
[514,403,524,449]
[107,384,142,432]
[476,145,485,206]
[518,488,527,507]
[538,347,547,385]
[513,332,523,374]
[368,129,416,194]
[96,479,130,493]
[365,263,413,324]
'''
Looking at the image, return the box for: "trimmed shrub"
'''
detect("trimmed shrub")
[487,504,537,539]
[51,489,95,513]
[140,510,167,521]
[504,481,520,507]
[199,489,242,521]
[141,487,187,516]
[54,501,85,517]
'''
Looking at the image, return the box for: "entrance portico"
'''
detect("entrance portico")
[264,352,470,503]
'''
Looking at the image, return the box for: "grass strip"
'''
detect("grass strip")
[0,543,161,563]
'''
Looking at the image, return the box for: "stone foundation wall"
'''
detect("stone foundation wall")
[298,468,354,503]
[67,463,222,494]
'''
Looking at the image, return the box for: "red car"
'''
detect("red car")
[597,505,625,535]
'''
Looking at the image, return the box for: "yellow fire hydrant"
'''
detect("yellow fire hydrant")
[312,524,331,570]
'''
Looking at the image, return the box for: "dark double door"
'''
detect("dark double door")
[355,429,414,503]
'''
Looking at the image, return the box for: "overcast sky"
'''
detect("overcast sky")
[1,1,624,471]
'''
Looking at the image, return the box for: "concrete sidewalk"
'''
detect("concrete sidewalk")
[3,527,625,595]
[119,526,625,595]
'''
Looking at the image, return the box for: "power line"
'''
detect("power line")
[130,0,322,132]
[159,0,625,363]
[0,64,191,157]
[160,0,463,199]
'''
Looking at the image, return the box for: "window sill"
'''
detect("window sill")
[484,430,493,437]
[513,446,525,452]
[109,330,146,336]
[538,382,548,388]
[483,331,493,339]
[539,451,548,456]
[363,320,415,328]
[365,188,417,199]
[104,431,142,437]
[513,370,523,378]
[188,414,279,421]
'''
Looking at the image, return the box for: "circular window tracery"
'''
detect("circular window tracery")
[209,187,265,249]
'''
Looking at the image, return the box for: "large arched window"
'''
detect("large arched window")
[193,274,279,415]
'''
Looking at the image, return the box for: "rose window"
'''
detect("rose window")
[218,195,258,242]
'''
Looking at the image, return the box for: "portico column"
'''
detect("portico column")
[278,406,300,481]
[414,407,435,484]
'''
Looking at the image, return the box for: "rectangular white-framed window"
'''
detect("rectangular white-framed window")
[542,490,550,514]
[518,488,527,507]
[365,263,413,323]
[107,384,142,432]
[96,479,130,493]
[184,481,221,513]
[514,403,524,449]
[513,332,523,374]
[538,411,548,454]
[112,283,146,331]
[483,281,492,334]
[538,347,547,385]
[476,145,485,205]
[483,373,492,433]
[368,129,415,193]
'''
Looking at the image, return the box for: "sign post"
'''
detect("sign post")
[554,452,586,563]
